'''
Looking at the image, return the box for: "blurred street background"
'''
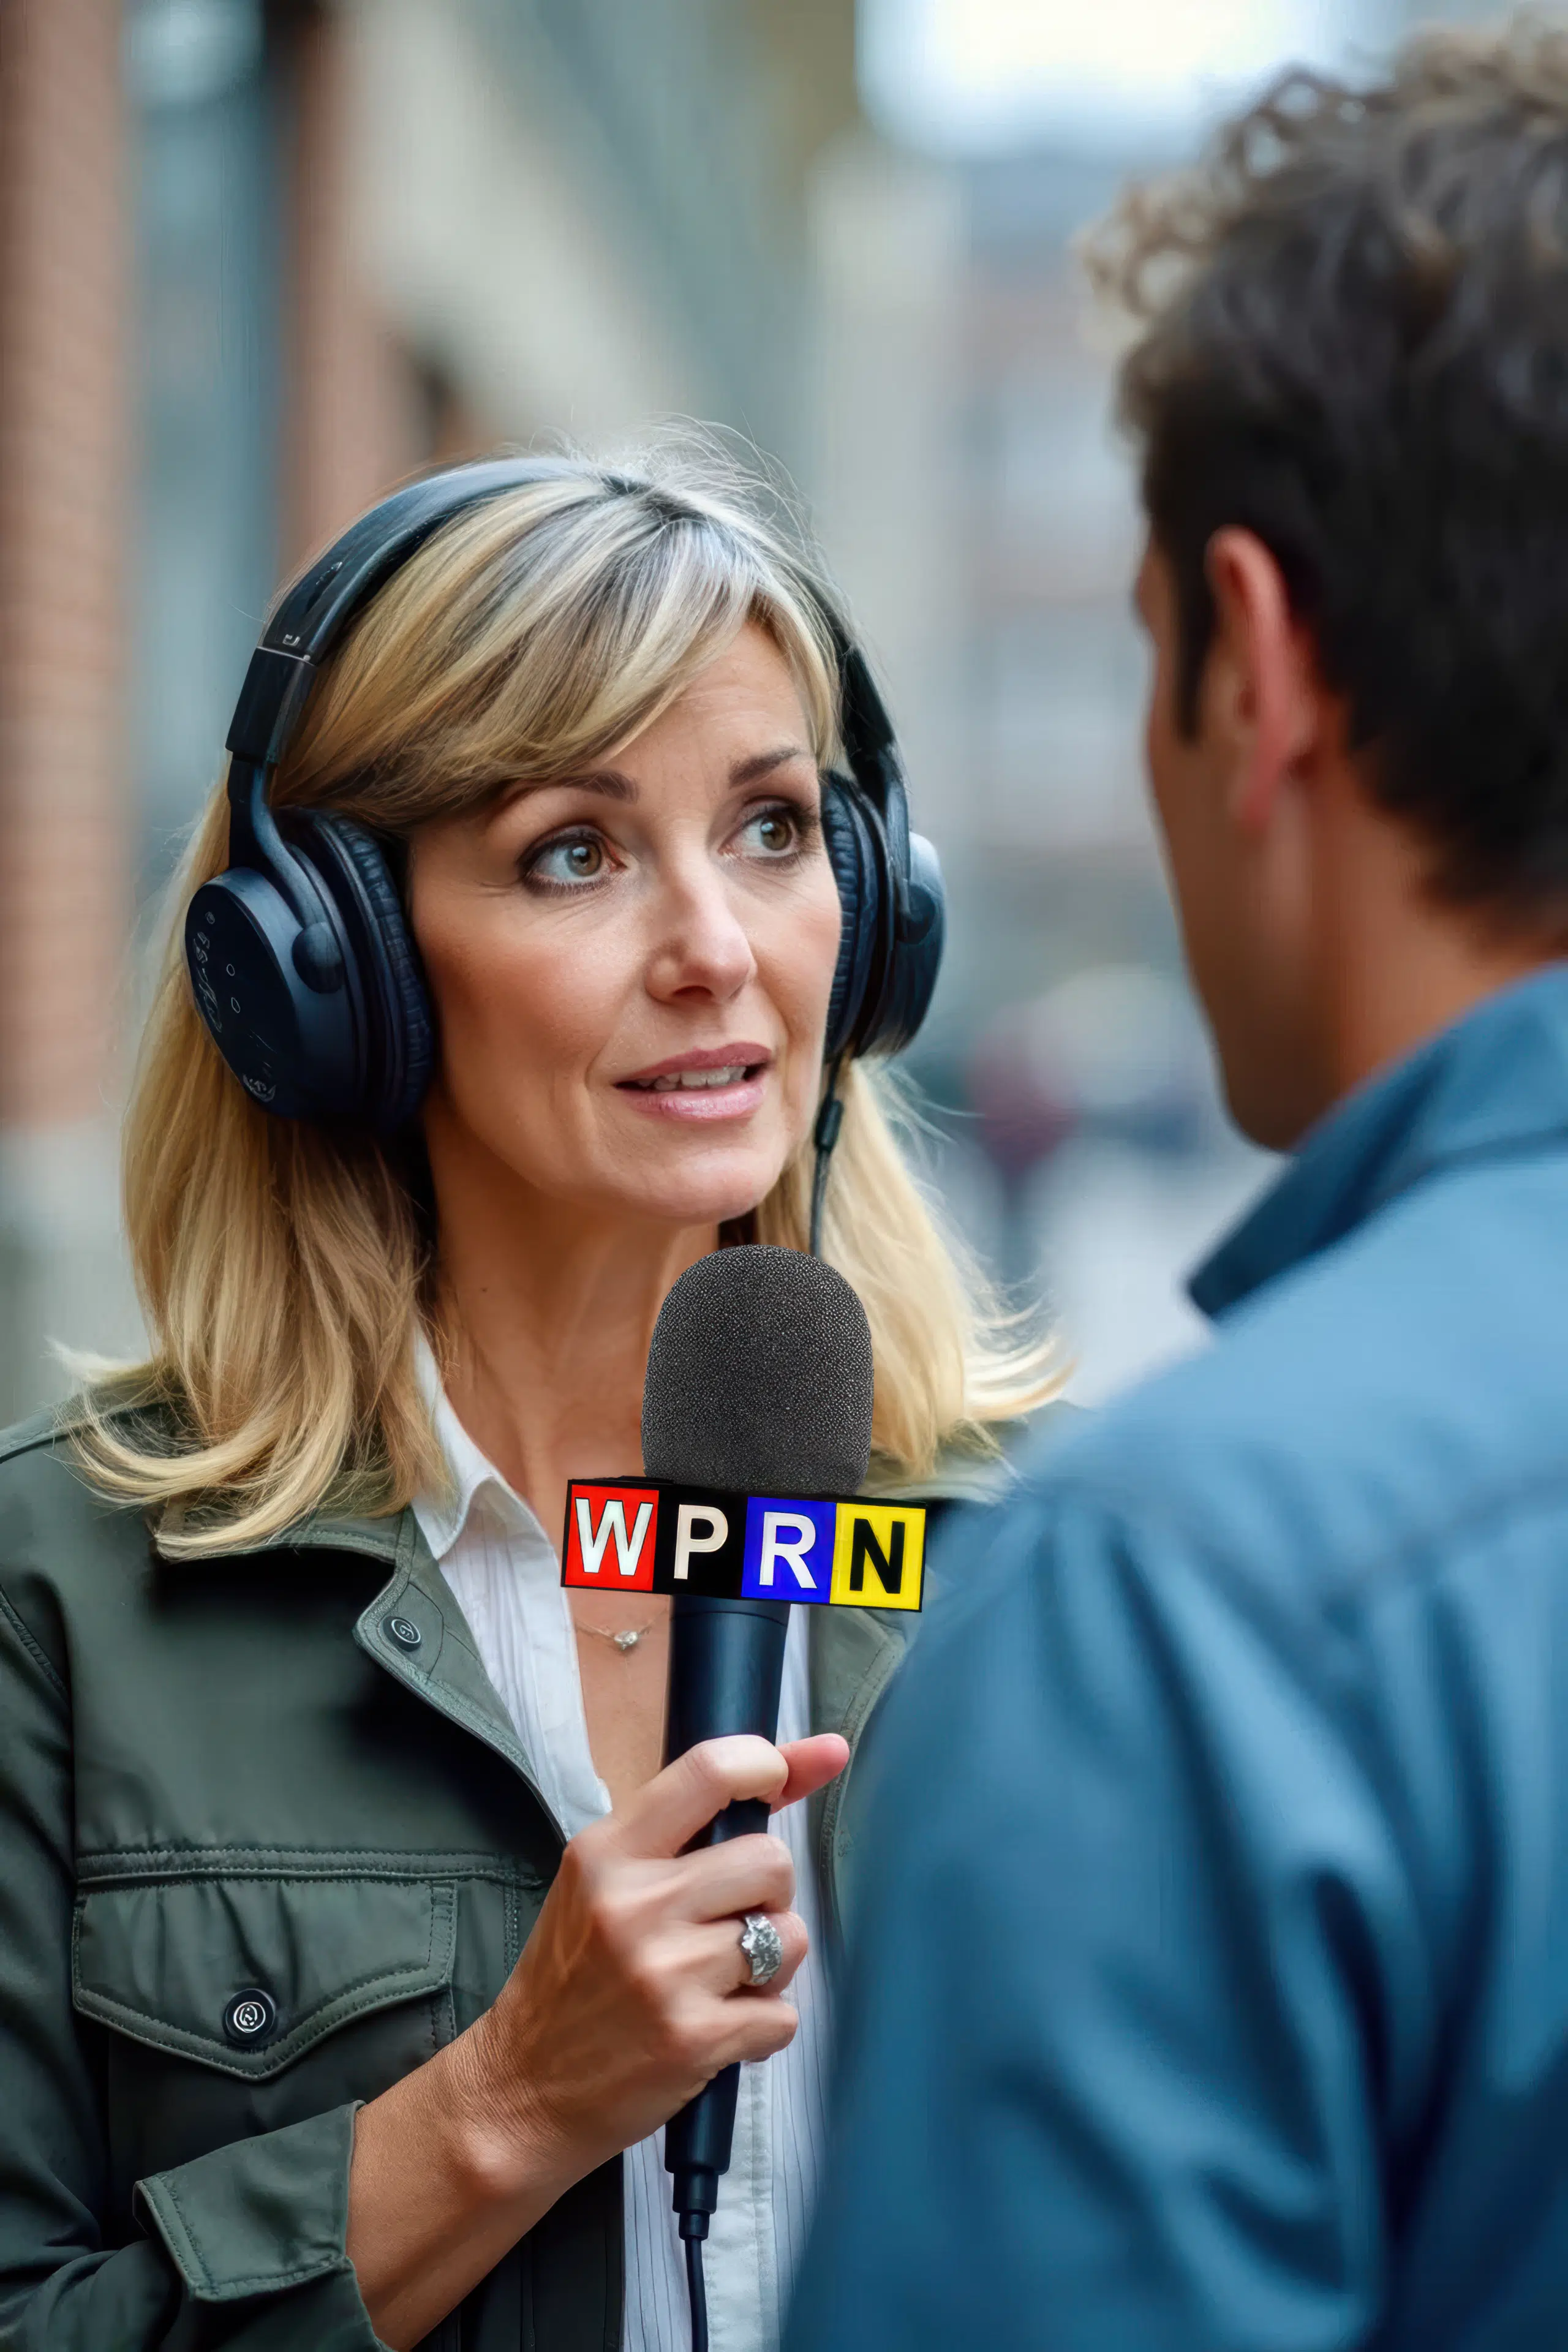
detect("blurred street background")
[0,0,1498,1422]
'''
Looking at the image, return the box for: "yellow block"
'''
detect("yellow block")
[830,1502,925,1611]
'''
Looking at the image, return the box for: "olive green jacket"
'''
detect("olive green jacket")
[0,1406,1019,2352]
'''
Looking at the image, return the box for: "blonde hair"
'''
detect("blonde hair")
[78,451,1058,1554]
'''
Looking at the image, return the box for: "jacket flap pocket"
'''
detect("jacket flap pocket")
[73,1877,456,2080]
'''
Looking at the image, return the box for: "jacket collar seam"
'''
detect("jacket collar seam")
[355,1565,553,1819]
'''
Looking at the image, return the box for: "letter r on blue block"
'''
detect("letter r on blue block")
[742,1498,836,1601]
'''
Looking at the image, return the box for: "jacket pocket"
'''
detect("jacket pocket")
[72,1874,457,2081]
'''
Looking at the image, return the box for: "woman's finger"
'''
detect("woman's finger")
[672,1832,795,1924]
[768,1733,850,1812]
[663,1909,810,2000]
[706,1975,804,2071]
[604,1735,790,1860]
[724,1907,808,1994]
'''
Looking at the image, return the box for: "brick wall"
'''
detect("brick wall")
[0,0,135,1417]
[0,0,127,1131]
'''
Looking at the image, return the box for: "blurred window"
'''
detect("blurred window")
[979,369,1137,568]
[975,605,1150,842]
[127,0,278,898]
[862,0,1380,153]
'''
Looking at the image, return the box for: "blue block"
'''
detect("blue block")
[742,1496,836,1600]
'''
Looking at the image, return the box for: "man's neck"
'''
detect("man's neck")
[1312,787,1558,1111]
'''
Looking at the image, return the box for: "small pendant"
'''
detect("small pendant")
[612,1629,643,1653]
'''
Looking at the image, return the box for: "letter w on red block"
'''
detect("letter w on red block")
[564,1483,659,1590]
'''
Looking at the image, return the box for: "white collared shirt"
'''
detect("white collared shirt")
[411,1352,831,2352]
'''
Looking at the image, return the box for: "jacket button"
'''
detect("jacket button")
[224,1988,277,2046]
[385,1614,423,1650]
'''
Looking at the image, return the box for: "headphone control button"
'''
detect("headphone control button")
[292,922,344,992]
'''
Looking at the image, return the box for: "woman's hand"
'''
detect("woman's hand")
[347,1731,848,2350]
[458,1730,850,2181]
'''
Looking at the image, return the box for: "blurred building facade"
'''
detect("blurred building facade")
[0,0,860,1419]
[809,115,1266,1395]
[826,4,1458,1395]
[0,0,1502,1423]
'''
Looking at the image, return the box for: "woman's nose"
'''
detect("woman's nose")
[644,863,758,1005]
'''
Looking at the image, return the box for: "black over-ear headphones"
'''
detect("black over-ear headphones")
[186,459,945,1137]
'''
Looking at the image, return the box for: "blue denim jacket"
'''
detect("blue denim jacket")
[789,967,1568,2352]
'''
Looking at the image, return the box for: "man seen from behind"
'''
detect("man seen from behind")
[790,20,1568,2350]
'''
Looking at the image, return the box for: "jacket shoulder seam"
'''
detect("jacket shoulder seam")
[1028,1452,1568,1630]
[0,1581,66,1700]
[0,1390,151,1474]
[1319,1457,1568,1619]
[0,1406,73,1472]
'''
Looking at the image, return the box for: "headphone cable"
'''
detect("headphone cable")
[809,1058,845,1259]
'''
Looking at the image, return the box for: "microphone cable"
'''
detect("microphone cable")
[682,2217,710,2352]
[673,2166,718,2352]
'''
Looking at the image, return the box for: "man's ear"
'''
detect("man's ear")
[1204,528,1320,835]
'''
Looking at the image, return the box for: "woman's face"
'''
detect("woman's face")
[409,624,843,1231]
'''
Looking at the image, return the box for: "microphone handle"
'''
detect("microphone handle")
[662,1591,791,2230]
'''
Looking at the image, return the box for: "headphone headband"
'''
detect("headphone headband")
[227,459,583,770]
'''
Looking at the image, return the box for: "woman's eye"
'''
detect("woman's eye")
[527,833,608,888]
[739,805,809,859]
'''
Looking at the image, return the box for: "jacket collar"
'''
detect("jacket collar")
[349,1509,554,1816]
[405,1334,554,1560]
[250,1486,927,1915]
[169,1400,1038,1924]
[1192,963,1568,1322]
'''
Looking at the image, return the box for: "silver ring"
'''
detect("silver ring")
[738,1912,784,1987]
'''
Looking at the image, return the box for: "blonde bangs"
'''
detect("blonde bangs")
[74,448,1059,1555]
[273,477,840,830]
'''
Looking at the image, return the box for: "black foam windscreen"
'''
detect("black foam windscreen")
[641,1245,874,1497]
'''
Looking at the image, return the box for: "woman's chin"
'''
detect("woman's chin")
[637,1182,777,1234]
[602,1136,792,1234]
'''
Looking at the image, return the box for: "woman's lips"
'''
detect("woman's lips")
[615,1050,772,1123]
[620,1072,769,1121]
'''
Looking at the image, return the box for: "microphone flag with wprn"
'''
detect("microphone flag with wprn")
[641,1246,875,2243]
[560,1480,925,1609]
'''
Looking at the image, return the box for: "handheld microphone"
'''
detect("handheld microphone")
[640,1246,874,2314]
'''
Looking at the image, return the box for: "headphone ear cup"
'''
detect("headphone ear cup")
[821,780,881,1062]
[300,815,434,1132]
[875,830,946,1055]
[185,863,358,1121]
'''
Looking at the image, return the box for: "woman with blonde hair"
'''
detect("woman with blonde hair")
[0,453,1056,2352]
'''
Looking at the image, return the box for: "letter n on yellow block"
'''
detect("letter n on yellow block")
[829,1504,925,1611]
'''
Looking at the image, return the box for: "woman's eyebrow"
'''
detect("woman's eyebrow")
[494,767,638,814]
[495,744,812,819]
[730,745,815,787]
[547,767,638,802]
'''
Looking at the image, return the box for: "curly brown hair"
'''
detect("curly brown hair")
[1084,13,1568,918]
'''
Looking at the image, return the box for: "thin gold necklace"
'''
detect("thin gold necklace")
[575,1619,658,1655]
